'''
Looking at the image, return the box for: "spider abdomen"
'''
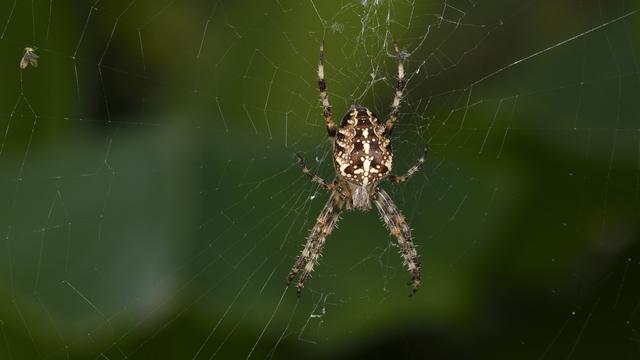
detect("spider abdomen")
[334,106,393,186]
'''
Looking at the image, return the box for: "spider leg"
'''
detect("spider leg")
[297,153,351,199]
[296,153,333,190]
[388,147,428,184]
[287,191,343,297]
[384,42,406,136]
[318,41,337,137]
[373,188,421,295]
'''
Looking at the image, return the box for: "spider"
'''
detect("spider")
[287,41,428,297]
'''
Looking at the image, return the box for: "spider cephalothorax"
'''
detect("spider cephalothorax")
[288,41,428,297]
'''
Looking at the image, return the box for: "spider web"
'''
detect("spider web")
[0,0,639,358]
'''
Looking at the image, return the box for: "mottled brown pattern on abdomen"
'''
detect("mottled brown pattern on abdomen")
[334,106,393,186]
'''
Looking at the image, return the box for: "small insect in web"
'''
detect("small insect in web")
[287,41,428,297]
[20,47,39,69]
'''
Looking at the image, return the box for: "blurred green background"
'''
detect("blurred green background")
[1,0,639,359]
